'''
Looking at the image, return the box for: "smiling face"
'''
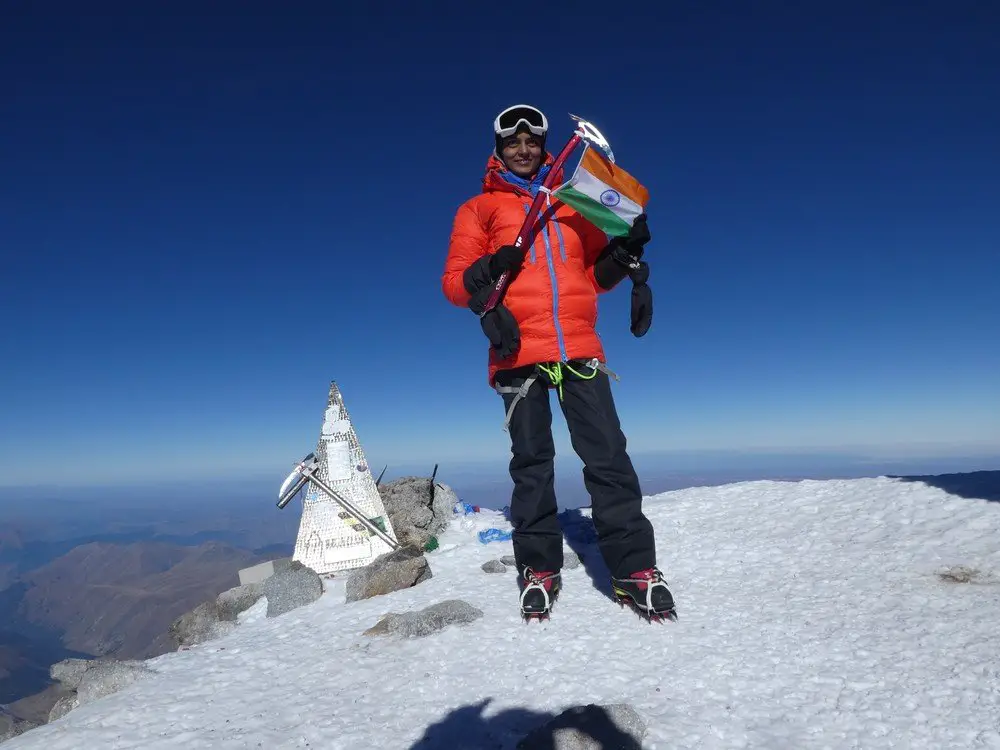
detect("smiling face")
[500,131,544,178]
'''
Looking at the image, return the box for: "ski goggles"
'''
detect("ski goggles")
[493,104,548,138]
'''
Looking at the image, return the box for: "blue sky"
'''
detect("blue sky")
[2,1,998,487]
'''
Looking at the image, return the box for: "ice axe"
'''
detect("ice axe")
[276,452,399,551]
[479,114,615,316]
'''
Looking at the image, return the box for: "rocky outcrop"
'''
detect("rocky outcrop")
[168,600,239,649]
[345,545,431,603]
[0,659,154,742]
[168,561,323,648]
[363,600,483,638]
[217,581,266,618]
[46,659,155,723]
[378,477,456,549]
[0,714,39,743]
[76,661,154,706]
[48,658,91,691]
[261,561,323,617]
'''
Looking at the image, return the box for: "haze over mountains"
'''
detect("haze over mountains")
[0,479,300,709]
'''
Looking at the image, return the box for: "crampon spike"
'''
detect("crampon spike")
[615,591,677,623]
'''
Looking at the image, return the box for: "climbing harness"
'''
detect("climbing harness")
[494,358,620,431]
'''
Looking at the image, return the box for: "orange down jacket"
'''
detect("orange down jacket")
[442,153,615,386]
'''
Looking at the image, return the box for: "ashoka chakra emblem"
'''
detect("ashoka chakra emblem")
[600,189,621,207]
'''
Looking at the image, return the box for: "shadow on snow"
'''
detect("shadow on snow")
[409,698,641,749]
[559,507,616,603]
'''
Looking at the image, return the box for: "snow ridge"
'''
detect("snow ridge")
[4,476,1000,749]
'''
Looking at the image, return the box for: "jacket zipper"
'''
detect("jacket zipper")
[540,193,568,362]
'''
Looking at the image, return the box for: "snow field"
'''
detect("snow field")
[5,476,1000,749]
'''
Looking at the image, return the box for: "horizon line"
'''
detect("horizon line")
[1,446,997,492]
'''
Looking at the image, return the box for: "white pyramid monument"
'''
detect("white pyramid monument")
[291,381,397,575]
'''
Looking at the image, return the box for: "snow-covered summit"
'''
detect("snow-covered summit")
[4,476,999,749]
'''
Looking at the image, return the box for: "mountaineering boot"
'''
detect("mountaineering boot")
[518,567,560,621]
[612,567,676,622]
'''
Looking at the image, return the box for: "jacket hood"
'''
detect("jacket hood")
[482,152,562,196]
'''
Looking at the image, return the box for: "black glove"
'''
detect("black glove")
[467,282,497,316]
[625,214,651,251]
[488,244,526,279]
[480,304,521,359]
[593,214,652,290]
[629,261,653,337]
[466,280,522,358]
[463,245,527,297]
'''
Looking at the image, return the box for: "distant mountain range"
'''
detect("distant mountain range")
[19,541,269,656]
[0,539,289,707]
[0,487,299,712]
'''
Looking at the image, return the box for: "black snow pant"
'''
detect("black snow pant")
[494,361,657,580]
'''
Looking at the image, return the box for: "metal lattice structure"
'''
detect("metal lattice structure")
[291,381,397,574]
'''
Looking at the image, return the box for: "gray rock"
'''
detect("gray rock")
[497,553,579,571]
[76,660,155,707]
[481,560,507,574]
[345,544,432,602]
[0,715,39,742]
[431,482,460,527]
[49,658,92,691]
[364,599,483,638]
[517,703,646,750]
[44,660,155,724]
[378,477,455,549]
[48,694,79,723]
[166,580,267,649]
[261,560,323,618]
[217,581,264,620]
[168,600,237,648]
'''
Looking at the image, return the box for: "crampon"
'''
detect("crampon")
[519,568,560,622]
[612,568,677,623]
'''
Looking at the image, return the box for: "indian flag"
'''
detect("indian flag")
[552,146,649,236]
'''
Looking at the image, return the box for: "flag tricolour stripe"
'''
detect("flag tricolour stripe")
[553,147,649,236]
